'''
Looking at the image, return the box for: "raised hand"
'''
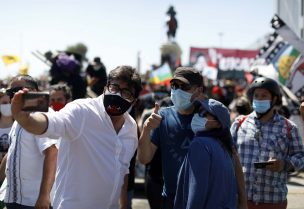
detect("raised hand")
[143,103,162,132]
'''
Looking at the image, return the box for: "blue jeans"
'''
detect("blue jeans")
[6,203,53,209]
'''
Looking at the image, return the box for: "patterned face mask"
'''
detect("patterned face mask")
[103,93,132,116]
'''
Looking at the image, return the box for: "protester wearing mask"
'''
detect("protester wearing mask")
[174,99,237,209]
[10,66,142,209]
[138,67,247,209]
[231,77,304,209]
[49,83,72,111]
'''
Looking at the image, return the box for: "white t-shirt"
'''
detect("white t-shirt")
[42,96,138,209]
[4,121,58,206]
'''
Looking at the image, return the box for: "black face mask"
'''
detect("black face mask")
[103,94,132,116]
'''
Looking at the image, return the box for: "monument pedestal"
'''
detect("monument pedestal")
[160,41,182,72]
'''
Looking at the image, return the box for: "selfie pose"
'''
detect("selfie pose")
[231,77,304,209]
[10,66,141,209]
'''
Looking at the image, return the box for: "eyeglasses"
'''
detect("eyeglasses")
[6,86,32,99]
[106,83,135,102]
[170,82,191,91]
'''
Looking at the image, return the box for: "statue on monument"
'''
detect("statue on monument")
[160,6,182,71]
[166,6,178,41]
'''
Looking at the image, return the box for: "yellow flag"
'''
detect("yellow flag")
[19,64,29,75]
[2,55,20,66]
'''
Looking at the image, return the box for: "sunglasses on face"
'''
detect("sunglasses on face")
[170,82,191,91]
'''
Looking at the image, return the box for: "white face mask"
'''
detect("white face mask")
[171,89,193,111]
[191,113,208,133]
[0,104,12,117]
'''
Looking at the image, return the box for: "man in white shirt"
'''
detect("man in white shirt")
[4,75,58,209]
[10,66,142,209]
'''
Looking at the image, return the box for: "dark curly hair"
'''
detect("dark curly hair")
[107,66,142,98]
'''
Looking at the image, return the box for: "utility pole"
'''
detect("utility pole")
[137,51,141,74]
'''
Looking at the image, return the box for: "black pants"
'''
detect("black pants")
[145,175,163,209]
[161,196,174,209]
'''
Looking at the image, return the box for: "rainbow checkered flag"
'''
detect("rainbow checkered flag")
[271,14,304,54]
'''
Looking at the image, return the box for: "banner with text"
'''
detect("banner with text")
[189,47,258,79]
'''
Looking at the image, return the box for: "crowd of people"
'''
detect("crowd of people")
[0,61,302,209]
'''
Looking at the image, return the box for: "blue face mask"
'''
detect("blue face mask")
[171,89,193,111]
[191,113,208,133]
[252,99,271,114]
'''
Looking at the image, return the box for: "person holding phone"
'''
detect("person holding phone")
[2,75,58,209]
[10,66,141,209]
[231,77,304,209]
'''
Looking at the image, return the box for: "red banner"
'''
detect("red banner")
[190,47,259,72]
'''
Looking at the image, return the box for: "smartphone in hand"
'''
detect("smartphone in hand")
[254,161,274,169]
[22,92,49,112]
